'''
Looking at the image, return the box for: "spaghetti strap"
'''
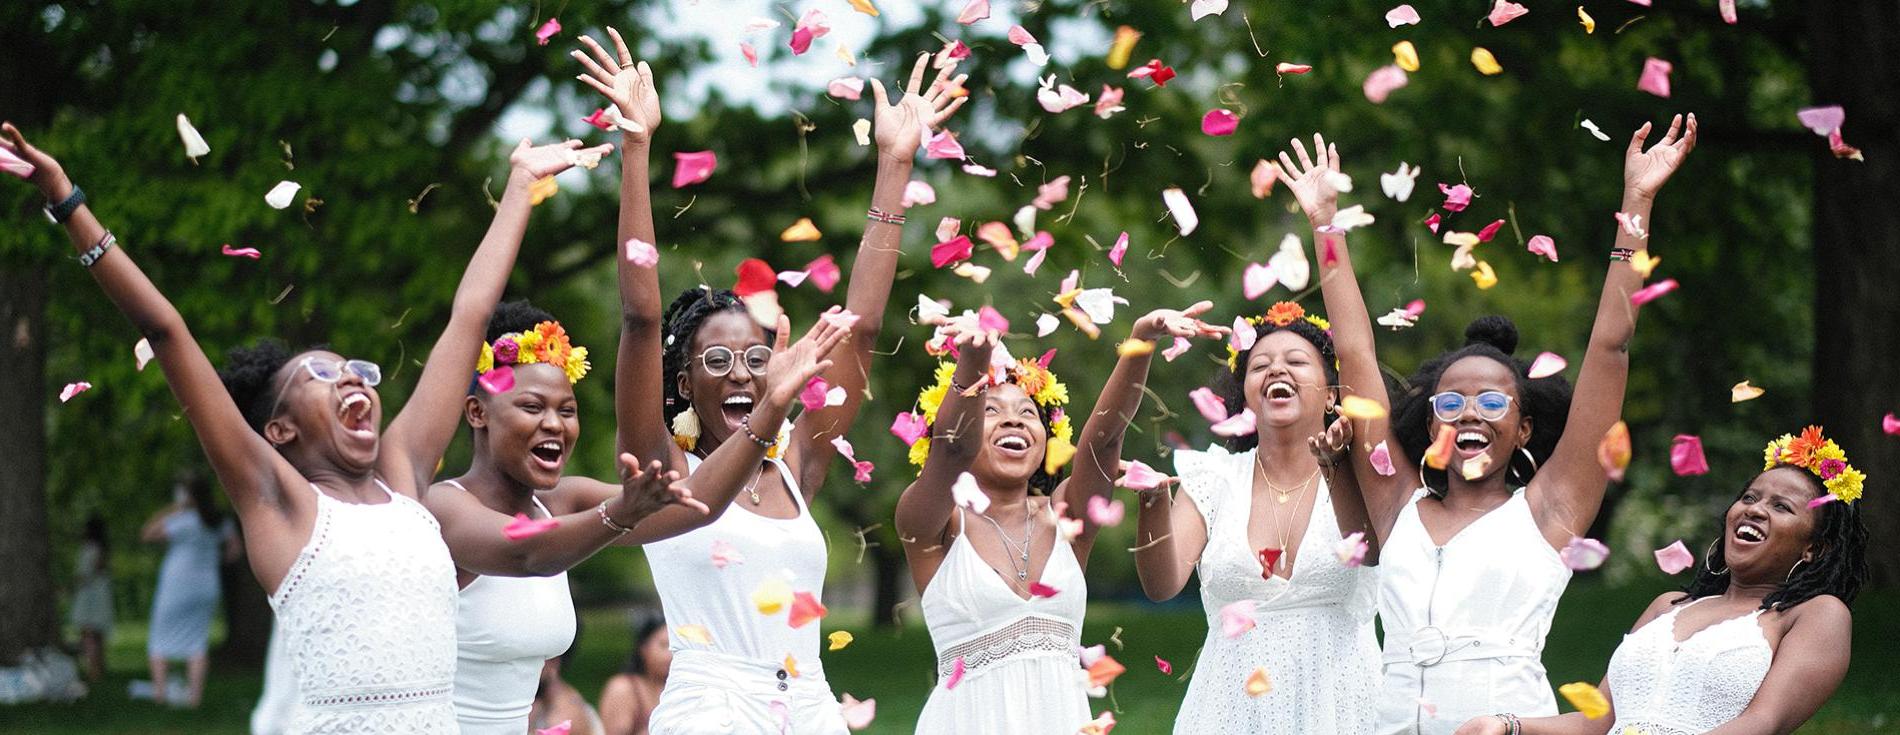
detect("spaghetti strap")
[438,478,470,494]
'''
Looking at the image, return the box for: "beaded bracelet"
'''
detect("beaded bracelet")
[1492,713,1522,735]
[78,231,117,268]
[1609,247,1636,262]
[739,414,776,448]
[596,500,632,535]
[866,206,906,225]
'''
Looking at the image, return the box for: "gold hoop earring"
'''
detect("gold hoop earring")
[1785,558,1807,583]
[1704,539,1728,575]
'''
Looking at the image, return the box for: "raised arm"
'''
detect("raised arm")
[894,326,996,551]
[786,53,969,496]
[1528,114,1696,546]
[619,314,849,544]
[1062,304,1223,564]
[1277,134,1413,543]
[572,29,678,473]
[384,139,612,495]
[2,123,287,513]
[1701,597,1851,735]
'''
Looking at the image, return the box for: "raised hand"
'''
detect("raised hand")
[1,122,69,196]
[1274,133,1342,228]
[1132,300,1227,342]
[869,53,970,160]
[572,27,662,141]
[1624,113,1697,200]
[1308,416,1354,469]
[509,138,614,180]
[614,454,709,521]
[762,312,852,409]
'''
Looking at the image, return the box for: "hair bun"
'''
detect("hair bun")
[1463,315,1519,355]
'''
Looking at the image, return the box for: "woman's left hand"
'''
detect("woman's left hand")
[1308,416,1353,468]
[1624,113,1697,200]
[870,53,969,160]
[1132,301,1227,342]
[1,122,69,196]
[508,138,615,181]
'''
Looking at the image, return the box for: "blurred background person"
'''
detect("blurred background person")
[136,477,238,708]
[598,612,670,735]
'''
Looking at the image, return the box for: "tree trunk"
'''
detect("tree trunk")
[0,263,55,663]
[216,552,272,669]
[1808,1,1900,584]
[869,539,909,629]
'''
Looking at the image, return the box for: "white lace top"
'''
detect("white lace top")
[1173,447,1379,735]
[1605,598,1772,735]
[269,480,459,733]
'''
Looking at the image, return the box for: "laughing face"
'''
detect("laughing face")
[971,383,1049,488]
[1427,356,1530,484]
[680,310,772,451]
[264,350,382,473]
[1241,330,1334,430]
[469,362,577,489]
[1721,466,1821,578]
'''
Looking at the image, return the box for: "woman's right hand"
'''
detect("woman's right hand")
[1451,717,1511,735]
[508,138,615,181]
[1274,133,1342,228]
[573,28,661,143]
[613,454,708,522]
[762,310,852,410]
[1308,416,1354,468]
[1,122,70,197]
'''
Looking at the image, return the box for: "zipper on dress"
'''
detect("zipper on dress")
[1416,545,1445,733]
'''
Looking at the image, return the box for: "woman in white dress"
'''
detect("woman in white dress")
[1134,297,1379,735]
[897,305,1224,735]
[1456,427,1867,735]
[3,121,605,732]
[1289,117,1698,735]
[573,35,964,735]
[70,515,113,685]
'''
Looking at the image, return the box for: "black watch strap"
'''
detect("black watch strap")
[44,184,86,224]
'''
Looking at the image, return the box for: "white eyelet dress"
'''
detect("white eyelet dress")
[1603,598,1772,735]
[1374,487,1571,735]
[444,483,578,734]
[1171,447,1379,735]
[914,506,1091,735]
[268,480,459,734]
[642,455,847,735]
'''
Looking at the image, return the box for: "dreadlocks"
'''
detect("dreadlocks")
[1680,471,1871,611]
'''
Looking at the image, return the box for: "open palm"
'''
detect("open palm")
[509,139,613,180]
[1275,133,1342,227]
[1624,113,1697,198]
[573,27,662,141]
[871,54,970,158]
[764,312,852,408]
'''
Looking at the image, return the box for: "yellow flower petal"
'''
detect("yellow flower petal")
[674,624,713,645]
[1471,47,1503,76]
[1630,251,1661,279]
[1117,339,1155,357]
[1393,40,1420,73]
[828,631,855,650]
[1559,681,1611,719]
[1244,667,1273,697]
[1471,261,1499,289]
[753,577,791,615]
[1578,6,1596,33]
[1107,26,1141,70]
[1443,231,1481,248]
[781,217,822,242]
[1731,380,1765,403]
[848,0,879,15]
[1044,433,1077,475]
[1339,395,1388,420]
[784,655,800,678]
[528,175,559,206]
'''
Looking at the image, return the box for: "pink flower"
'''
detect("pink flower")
[1201,109,1239,136]
[1819,458,1846,480]
[1487,0,1528,27]
[492,337,520,364]
[535,17,562,46]
[1796,106,1845,136]
[672,151,717,188]
[925,131,965,160]
[1438,183,1473,212]
[1637,57,1673,98]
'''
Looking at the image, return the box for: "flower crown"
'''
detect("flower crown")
[907,357,1074,468]
[1763,426,1864,505]
[476,321,592,384]
[1224,301,1334,370]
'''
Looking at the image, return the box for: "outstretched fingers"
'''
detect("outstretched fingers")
[869,78,891,110]
[905,52,930,96]
[605,27,634,67]
[1626,121,1653,157]
[578,35,621,78]
[930,96,969,128]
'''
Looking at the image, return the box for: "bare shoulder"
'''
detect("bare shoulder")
[1630,590,1688,630]
[1783,594,1852,628]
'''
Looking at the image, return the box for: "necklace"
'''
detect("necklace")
[744,465,765,505]
[1255,454,1321,505]
[979,500,1035,581]
[1255,455,1320,576]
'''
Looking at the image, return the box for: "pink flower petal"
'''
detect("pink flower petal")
[1087,495,1126,526]
[903,180,937,207]
[1884,412,1900,435]
[1033,176,1072,210]
[1094,86,1126,118]
[1127,59,1177,86]
[1008,25,1038,45]
[789,27,814,55]
[1527,235,1558,262]
[1243,262,1277,300]
[1796,106,1845,137]
[1370,441,1397,476]
[961,163,996,177]
[1528,351,1567,379]
[799,376,832,412]
[1162,337,1192,362]
[1654,540,1694,575]
[1228,316,1256,353]
[1028,581,1060,598]
[1155,656,1173,675]
[1022,247,1048,276]
[1219,599,1256,638]
[503,512,560,541]
[1476,219,1506,242]
[1487,0,1528,27]
[582,108,617,131]
[1275,62,1313,75]
[805,254,841,293]
[672,151,717,188]
[1424,212,1442,233]
[536,720,572,735]
[221,244,262,259]
[535,17,562,46]
[0,146,34,180]
[976,305,1010,334]
[1637,57,1674,98]
[59,381,92,403]
[1118,460,1167,490]
[1201,109,1239,136]
[1670,434,1710,476]
[478,365,516,394]
[840,694,877,730]
[1438,183,1473,212]
[1719,0,1737,24]
[1560,536,1610,571]
[852,460,875,483]
[827,77,865,100]
[957,0,990,24]
[625,238,660,268]
[1189,387,1230,424]
[1630,278,1679,306]
[1363,65,1409,103]
[925,130,965,160]
[931,235,974,268]
[1211,409,1257,437]
[1335,531,1369,567]
[741,42,759,67]
[1386,4,1422,27]
[892,412,928,445]
[1108,232,1130,267]
[945,656,967,689]
[1808,494,1838,510]
[710,539,744,568]
[788,591,827,628]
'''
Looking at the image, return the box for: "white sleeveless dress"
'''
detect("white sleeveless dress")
[1172,447,1379,735]
[1374,487,1571,735]
[269,480,459,734]
[1604,598,1772,735]
[642,455,846,735]
[915,506,1091,735]
[444,483,578,734]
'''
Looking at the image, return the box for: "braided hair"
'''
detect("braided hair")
[1215,317,1340,452]
[1680,472,1870,611]
[659,287,776,428]
[218,338,297,433]
[1392,316,1572,495]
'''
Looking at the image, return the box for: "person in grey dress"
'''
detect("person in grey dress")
[139,479,238,708]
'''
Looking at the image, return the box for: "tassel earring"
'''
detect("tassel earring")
[671,408,701,451]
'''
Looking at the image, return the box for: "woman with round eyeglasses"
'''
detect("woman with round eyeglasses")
[1280,117,1697,733]
[570,30,965,733]
[4,120,610,731]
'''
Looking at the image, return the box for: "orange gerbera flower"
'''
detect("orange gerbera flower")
[535,321,571,366]
[1264,301,1306,327]
[1784,425,1824,468]
[1012,359,1050,398]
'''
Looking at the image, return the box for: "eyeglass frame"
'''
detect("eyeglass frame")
[267,356,383,422]
[692,345,773,378]
[1428,390,1515,422]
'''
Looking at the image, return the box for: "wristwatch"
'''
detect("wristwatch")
[44,185,86,224]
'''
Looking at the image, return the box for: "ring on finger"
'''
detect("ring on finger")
[620,60,635,69]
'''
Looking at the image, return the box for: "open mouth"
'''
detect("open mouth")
[339,393,375,438]
[529,440,564,469]
[1733,521,1766,545]
[992,434,1032,456]
[720,394,755,426]
[1455,430,1491,456]
[1265,381,1297,402]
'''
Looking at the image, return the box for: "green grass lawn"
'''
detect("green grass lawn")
[6,581,1895,733]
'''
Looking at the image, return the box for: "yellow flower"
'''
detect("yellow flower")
[564,346,591,383]
[477,342,495,374]
[1051,414,1074,446]
[1305,315,1331,332]
[1814,441,1846,464]
[1827,466,1865,504]
[515,330,544,363]
[1035,375,1070,407]
[1763,435,1792,470]
[908,437,932,467]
